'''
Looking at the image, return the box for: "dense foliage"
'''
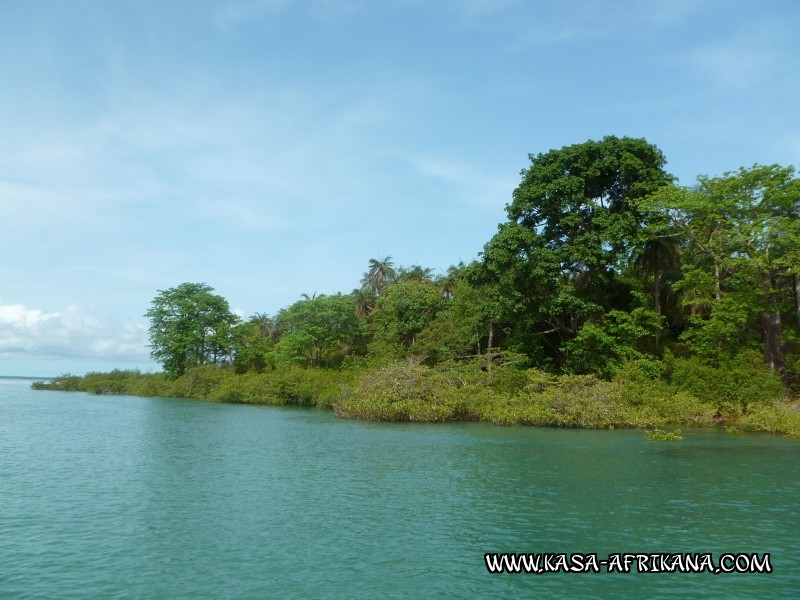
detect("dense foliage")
[144,283,239,377]
[35,136,800,434]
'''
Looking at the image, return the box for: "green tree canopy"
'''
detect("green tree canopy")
[477,136,673,369]
[641,164,800,370]
[275,293,362,367]
[145,283,240,378]
[232,314,280,374]
[360,256,396,295]
[369,280,446,356]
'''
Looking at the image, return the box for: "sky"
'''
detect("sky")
[1,0,799,376]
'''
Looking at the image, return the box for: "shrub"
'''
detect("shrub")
[666,351,784,417]
[645,428,684,441]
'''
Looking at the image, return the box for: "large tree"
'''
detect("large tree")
[478,136,673,369]
[369,280,446,354]
[232,314,280,374]
[506,135,672,279]
[275,293,361,367]
[642,164,800,371]
[360,256,396,295]
[145,283,239,377]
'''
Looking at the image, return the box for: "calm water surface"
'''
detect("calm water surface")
[1,378,798,598]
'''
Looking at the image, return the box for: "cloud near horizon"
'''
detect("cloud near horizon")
[0,304,149,363]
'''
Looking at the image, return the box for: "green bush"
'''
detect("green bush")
[335,360,482,422]
[736,402,800,437]
[642,390,716,426]
[645,428,684,441]
[666,351,784,416]
[32,374,83,391]
[30,358,799,436]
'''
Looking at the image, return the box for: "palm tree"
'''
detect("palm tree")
[633,236,681,352]
[435,262,465,300]
[360,256,396,295]
[634,236,680,316]
[249,312,281,341]
[352,288,377,317]
[396,264,434,284]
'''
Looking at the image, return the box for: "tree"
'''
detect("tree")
[415,274,500,364]
[435,262,465,300]
[275,293,361,367]
[477,136,673,369]
[396,264,435,283]
[232,314,280,373]
[351,287,378,317]
[145,283,240,378]
[249,312,281,341]
[369,280,446,355]
[507,135,672,275]
[642,165,800,371]
[632,236,680,318]
[360,256,396,295]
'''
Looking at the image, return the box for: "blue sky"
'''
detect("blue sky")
[1,0,799,376]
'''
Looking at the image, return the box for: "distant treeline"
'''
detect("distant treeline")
[34,136,800,435]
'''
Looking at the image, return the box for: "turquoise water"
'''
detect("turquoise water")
[1,377,798,598]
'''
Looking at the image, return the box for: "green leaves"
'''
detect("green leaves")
[138,142,798,404]
[478,136,673,370]
[369,280,445,354]
[145,283,240,378]
[276,293,361,367]
[645,165,800,369]
[563,308,665,379]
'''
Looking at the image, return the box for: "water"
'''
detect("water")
[1,378,798,598]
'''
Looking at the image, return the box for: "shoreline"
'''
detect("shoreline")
[32,363,800,438]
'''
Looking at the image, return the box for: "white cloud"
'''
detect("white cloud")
[0,304,149,361]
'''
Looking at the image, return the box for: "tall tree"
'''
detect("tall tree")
[369,280,446,353]
[232,313,281,373]
[276,293,361,367]
[478,136,673,369]
[250,312,281,341]
[632,236,681,317]
[145,283,239,378]
[396,264,435,283]
[642,165,800,371]
[506,135,672,277]
[435,262,465,300]
[360,256,396,295]
[351,288,378,317]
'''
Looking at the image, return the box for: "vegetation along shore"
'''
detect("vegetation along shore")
[34,136,800,436]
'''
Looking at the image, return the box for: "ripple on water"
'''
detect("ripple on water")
[1,383,798,598]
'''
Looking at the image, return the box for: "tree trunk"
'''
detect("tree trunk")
[653,270,661,315]
[486,322,494,371]
[653,269,662,353]
[760,268,785,373]
[794,273,800,329]
[760,310,784,372]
